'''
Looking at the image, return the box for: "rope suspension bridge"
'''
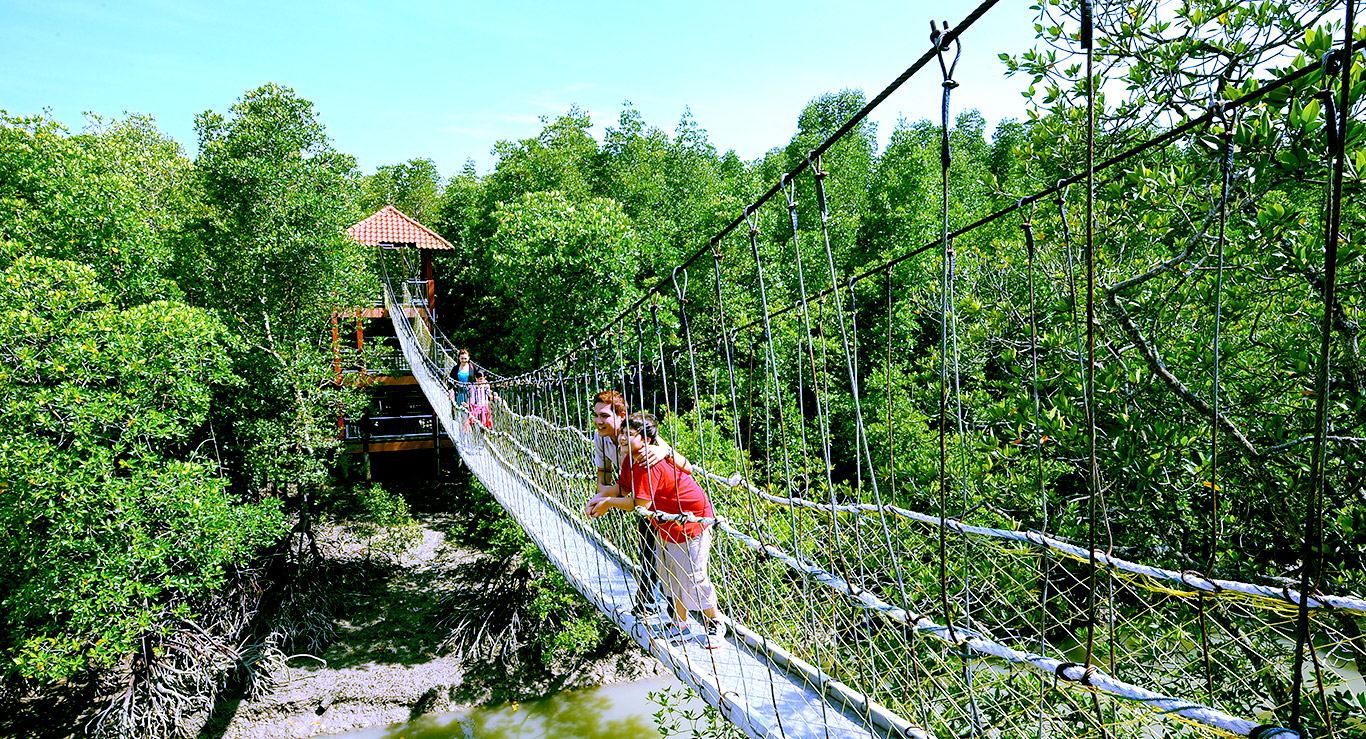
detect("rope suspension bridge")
[377,2,1365,737]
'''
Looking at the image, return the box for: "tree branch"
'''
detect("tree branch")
[1105,292,1267,482]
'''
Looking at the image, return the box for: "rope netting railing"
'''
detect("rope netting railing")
[383,245,508,384]
[380,3,1365,738]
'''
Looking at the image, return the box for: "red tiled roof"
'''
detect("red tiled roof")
[345,205,454,250]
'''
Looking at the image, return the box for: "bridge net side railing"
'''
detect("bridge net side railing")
[381,268,928,739]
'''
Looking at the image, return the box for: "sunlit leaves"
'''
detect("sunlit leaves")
[488,191,642,366]
[187,83,370,491]
[0,257,285,683]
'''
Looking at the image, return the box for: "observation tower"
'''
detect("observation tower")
[336,205,454,476]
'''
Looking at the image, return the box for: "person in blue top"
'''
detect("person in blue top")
[450,348,473,408]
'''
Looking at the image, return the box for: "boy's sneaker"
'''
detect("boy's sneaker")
[630,599,664,622]
[630,586,667,619]
[702,616,727,649]
[656,620,695,644]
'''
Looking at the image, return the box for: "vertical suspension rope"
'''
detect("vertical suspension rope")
[1293,2,1355,731]
[745,207,839,738]
[885,268,895,490]
[1021,202,1053,739]
[932,17,959,629]
[783,181,855,593]
[932,20,958,653]
[787,270,832,718]
[558,369,571,431]
[1199,108,1236,705]
[1078,4,1114,735]
[650,301,671,418]
[930,20,984,734]
[1079,0,1100,667]
[838,270,885,735]
[633,312,648,414]
[743,210,805,558]
[807,157,916,629]
[781,180,859,672]
[703,246,790,738]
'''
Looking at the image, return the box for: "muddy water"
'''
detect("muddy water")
[326,640,1365,739]
[328,676,701,739]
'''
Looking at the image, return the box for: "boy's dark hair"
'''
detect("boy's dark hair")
[623,412,658,443]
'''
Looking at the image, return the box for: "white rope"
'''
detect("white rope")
[632,506,1261,738]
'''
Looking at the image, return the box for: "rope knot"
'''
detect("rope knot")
[806,151,827,178]
[930,20,961,83]
[1179,569,1223,593]
[1320,44,1346,76]
[1054,661,1098,686]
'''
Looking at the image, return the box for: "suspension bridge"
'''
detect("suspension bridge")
[369,3,1365,738]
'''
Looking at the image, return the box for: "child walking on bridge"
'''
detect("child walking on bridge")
[468,371,492,430]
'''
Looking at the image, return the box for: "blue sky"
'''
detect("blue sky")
[2,0,1042,177]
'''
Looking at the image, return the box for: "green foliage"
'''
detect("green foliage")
[0,87,386,708]
[1005,0,1339,128]
[441,472,612,672]
[183,83,371,493]
[1322,690,1366,739]
[429,11,1364,734]
[596,105,751,262]
[356,482,415,527]
[362,157,443,226]
[0,256,286,683]
[432,104,758,372]
[0,112,189,304]
[648,684,743,739]
[349,482,422,558]
[3,7,1361,732]
[488,190,642,366]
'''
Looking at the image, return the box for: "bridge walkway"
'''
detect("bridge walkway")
[387,282,916,739]
[453,435,907,739]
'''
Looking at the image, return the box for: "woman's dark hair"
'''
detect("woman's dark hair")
[622,412,658,443]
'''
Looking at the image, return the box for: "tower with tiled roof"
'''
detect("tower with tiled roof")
[346,204,453,325]
[337,206,455,476]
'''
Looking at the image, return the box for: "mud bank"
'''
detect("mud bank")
[206,514,665,739]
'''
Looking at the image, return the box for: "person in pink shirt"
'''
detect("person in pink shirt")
[468,371,493,429]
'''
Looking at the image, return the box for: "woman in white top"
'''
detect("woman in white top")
[584,390,691,616]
